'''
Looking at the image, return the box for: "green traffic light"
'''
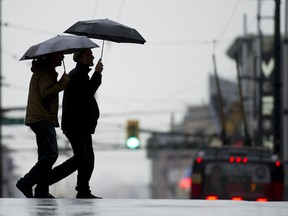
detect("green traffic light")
[126,137,140,149]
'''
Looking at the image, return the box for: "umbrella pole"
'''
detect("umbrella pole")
[62,60,66,73]
[100,40,105,60]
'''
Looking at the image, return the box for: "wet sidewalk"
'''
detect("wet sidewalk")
[0,198,287,216]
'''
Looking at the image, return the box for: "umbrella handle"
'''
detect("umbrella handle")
[100,40,105,60]
[62,60,66,73]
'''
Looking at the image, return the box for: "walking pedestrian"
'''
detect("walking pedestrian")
[16,51,69,198]
[48,48,103,198]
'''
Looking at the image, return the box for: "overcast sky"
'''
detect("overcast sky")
[1,0,285,145]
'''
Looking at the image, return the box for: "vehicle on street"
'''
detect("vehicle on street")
[190,147,284,201]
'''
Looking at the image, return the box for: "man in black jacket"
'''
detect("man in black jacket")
[48,48,103,198]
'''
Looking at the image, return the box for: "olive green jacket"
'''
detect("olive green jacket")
[25,67,68,127]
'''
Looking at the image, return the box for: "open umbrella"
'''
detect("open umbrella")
[20,35,99,61]
[64,18,146,59]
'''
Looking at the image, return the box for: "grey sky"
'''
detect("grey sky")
[1,0,281,145]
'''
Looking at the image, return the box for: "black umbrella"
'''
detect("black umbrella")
[64,18,146,59]
[20,35,99,61]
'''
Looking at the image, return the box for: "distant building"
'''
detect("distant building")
[146,75,240,199]
[226,35,288,151]
[147,74,240,148]
[147,105,215,149]
[173,105,213,134]
[209,75,243,145]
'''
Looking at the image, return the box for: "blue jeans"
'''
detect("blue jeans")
[22,121,58,194]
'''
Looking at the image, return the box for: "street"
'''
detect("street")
[0,198,287,216]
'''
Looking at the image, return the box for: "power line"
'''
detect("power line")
[147,39,230,46]
[246,0,265,33]
[100,110,183,117]
[125,77,208,112]
[2,22,57,36]
[217,0,242,43]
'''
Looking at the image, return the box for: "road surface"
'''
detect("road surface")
[0,199,287,216]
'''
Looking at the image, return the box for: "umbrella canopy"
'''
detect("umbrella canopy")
[20,35,99,61]
[64,18,146,44]
[64,18,146,59]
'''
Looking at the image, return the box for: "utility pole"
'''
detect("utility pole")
[240,14,252,146]
[283,0,288,201]
[283,0,288,162]
[235,54,252,146]
[273,0,282,155]
[212,54,228,145]
[256,0,263,146]
[0,0,3,197]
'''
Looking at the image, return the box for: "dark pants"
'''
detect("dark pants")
[21,121,58,195]
[49,132,95,194]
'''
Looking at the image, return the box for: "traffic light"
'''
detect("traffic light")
[126,120,140,149]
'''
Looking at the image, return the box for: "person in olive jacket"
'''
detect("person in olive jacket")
[48,48,104,198]
[16,51,69,198]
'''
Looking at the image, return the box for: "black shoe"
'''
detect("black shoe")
[16,179,33,198]
[34,193,55,199]
[76,193,102,199]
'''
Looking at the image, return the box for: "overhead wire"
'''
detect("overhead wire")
[141,0,244,116]
[246,0,265,32]
[216,0,242,46]
[210,0,243,81]
[3,0,263,138]
[116,77,207,114]
[2,22,56,36]
[103,2,242,129]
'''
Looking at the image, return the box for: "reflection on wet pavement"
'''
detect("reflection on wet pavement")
[0,198,288,216]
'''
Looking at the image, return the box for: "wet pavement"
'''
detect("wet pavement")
[0,198,287,216]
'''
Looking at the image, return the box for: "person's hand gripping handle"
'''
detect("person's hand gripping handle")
[61,71,70,82]
[61,60,70,82]
[95,59,104,73]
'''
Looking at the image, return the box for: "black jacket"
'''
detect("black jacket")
[61,63,102,134]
